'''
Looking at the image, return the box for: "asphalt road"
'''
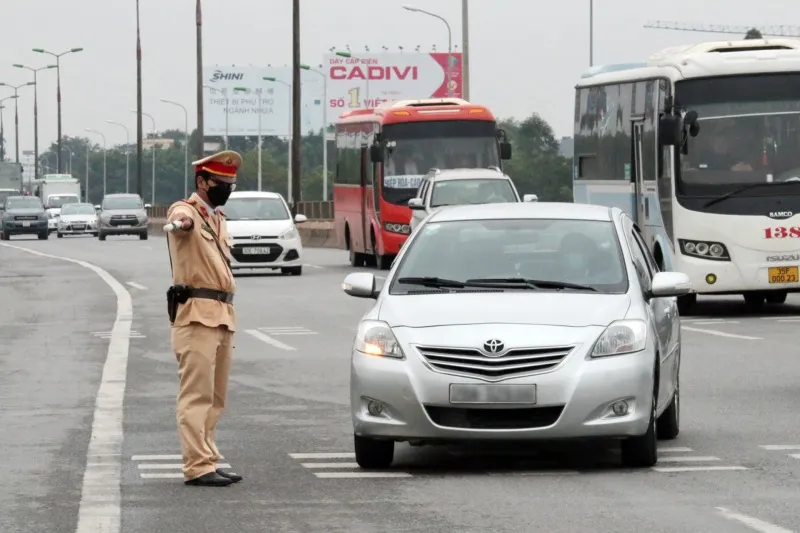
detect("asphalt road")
[3,233,800,532]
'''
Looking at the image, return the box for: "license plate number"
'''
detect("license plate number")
[768,266,798,284]
[73,225,85,230]
[243,247,270,255]
[449,384,536,404]
[22,221,30,227]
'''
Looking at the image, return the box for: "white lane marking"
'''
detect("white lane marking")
[244,329,296,351]
[0,242,130,533]
[303,264,324,269]
[301,462,360,468]
[289,452,355,459]
[789,454,800,460]
[658,456,719,462]
[680,326,761,340]
[652,466,748,472]
[137,463,231,470]
[760,316,800,320]
[487,470,580,476]
[658,447,693,452]
[140,473,184,479]
[716,507,794,532]
[760,445,800,451]
[314,472,412,478]
[126,282,148,290]
[691,320,740,325]
[131,454,223,460]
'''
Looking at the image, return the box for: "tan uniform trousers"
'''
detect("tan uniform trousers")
[172,322,233,481]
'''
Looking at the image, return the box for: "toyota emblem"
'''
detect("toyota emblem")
[483,339,504,354]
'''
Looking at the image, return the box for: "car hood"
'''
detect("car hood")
[377,292,631,328]
[102,209,145,216]
[4,208,44,216]
[226,219,293,238]
[60,214,97,222]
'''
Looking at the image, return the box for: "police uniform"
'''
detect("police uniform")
[166,150,242,487]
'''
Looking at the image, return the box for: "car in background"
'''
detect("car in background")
[0,195,48,240]
[96,194,150,241]
[408,168,536,232]
[57,203,98,237]
[46,194,80,233]
[341,202,690,469]
[223,191,307,275]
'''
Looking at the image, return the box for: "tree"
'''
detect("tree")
[745,28,763,40]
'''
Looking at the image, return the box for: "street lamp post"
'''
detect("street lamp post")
[160,99,189,197]
[32,47,84,172]
[84,145,90,202]
[13,64,56,181]
[106,120,130,192]
[402,6,453,97]
[263,77,293,202]
[0,82,35,164]
[0,95,18,161]
[67,148,74,174]
[203,85,229,148]
[132,110,156,205]
[461,0,470,99]
[300,64,328,200]
[85,129,107,197]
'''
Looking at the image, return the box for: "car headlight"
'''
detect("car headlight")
[354,320,404,359]
[590,319,647,358]
[384,222,410,234]
[279,227,298,240]
[678,239,730,261]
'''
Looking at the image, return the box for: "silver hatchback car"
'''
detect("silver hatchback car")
[342,202,691,470]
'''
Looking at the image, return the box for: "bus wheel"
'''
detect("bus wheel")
[371,232,391,270]
[346,227,365,267]
[766,291,787,305]
[743,292,766,311]
[677,294,696,315]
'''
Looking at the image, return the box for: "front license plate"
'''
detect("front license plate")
[73,225,85,230]
[449,384,536,404]
[768,266,799,284]
[22,221,30,227]
[243,247,270,255]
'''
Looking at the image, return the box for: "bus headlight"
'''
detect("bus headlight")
[384,222,410,234]
[678,239,730,261]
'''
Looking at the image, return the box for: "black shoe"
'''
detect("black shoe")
[216,468,243,483]
[184,471,233,487]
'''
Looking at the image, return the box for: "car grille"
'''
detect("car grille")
[233,235,279,240]
[109,215,138,226]
[425,406,564,429]
[231,243,283,263]
[15,215,38,221]
[416,345,573,381]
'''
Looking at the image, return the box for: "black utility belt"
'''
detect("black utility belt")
[169,284,234,304]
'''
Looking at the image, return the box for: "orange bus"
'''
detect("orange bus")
[334,98,512,269]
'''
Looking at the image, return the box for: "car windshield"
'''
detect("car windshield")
[0,191,16,208]
[430,179,517,207]
[102,197,142,210]
[391,218,628,294]
[223,197,289,220]
[47,195,79,208]
[61,204,95,215]
[6,197,43,210]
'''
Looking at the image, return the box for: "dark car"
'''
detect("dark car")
[1,195,48,240]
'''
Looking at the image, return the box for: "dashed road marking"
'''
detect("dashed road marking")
[125,281,147,290]
[137,463,231,470]
[680,326,761,340]
[650,446,748,472]
[289,452,355,459]
[244,329,296,351]
[289,452,412,478]
[653,465,748,472]
[131,453,226,480]
[658,447,693,452]
[303,264,324,269]
[259,326,317,336]
[92,330,145,339]
[658,456,720,462]
[759,445,800,451]
[716,506,794,532]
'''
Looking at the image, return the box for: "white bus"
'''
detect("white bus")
[573,38,800,312]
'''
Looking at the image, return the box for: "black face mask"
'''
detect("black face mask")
[206,181,232,207]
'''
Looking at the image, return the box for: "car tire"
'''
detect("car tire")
[676,293,696,315]
[353,434,394,469]
[98,232,106,241]
[766,291,787,304]
[620,380,658,467]
[743,293,765,311]
[657,377,679,440]
[281,266,302,276]
[57,232,63,238]
[0,231,6,240]
[38,231,48,240]
[139,231,148,240]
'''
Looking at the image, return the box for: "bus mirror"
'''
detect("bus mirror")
[684,110,700,137]
[500,142,512,160]
[370,144,383,163]
[659,115,681,146]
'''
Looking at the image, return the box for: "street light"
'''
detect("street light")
[300,64,328,200]
[226,87,261,191]
[0,95,17,162]
[263,76,293,202]
[160,99,189,197]
[0,82,35,164]
[13,64,56,181]
[402,5,453,97]
[85,128,106,197]
[32,47,84,172]
[203,85,229,148]
[106,120,130,192]
[132,109,156,204]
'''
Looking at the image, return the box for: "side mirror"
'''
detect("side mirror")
[500,142,512,160]
[370,143,383,163]
[341,272,379,299]
[649,271,692,298]
[294,213,308,223]
[144,203,152,209]
[94,205,101,210]
[408,198,425,210]
[659,115,682,146]
[523,194,538,202]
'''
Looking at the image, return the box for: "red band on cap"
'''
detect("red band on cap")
[197,161,237,178]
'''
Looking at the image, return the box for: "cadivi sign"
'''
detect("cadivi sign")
[330,65,419,80]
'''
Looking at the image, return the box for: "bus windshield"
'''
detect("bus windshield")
[677,74,800,196]
[381,120,500,205]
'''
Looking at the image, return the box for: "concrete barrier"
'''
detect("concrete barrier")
[148,218,339,249]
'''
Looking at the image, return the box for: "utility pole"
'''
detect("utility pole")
[589,0,594,66]
[461,0,469,100]
[136,0,144,199]
[291,0,301,215]
[196,0,204,160]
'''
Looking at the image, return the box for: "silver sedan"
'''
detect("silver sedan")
[341,202,691,470]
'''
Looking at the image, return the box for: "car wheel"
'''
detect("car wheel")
[620,380,658,467]
[57,232,63,238]
[353,434,394,469]
[743,293,765,311]
[98,232,106,241]
[657,375,679,440]
[139,231,148,240]
[38,231,48,240]
[766,291,787,304]
[676,293,696,315]
[281,266,302,276]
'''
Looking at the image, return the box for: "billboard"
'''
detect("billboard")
[323,52,462,124]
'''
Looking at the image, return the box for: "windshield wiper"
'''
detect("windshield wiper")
[466,277,598,292]
[396,276,466,288]
[703,181,800,208]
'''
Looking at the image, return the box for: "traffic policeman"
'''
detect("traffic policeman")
[166,150,242,487]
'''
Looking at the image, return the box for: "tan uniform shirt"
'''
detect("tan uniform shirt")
[167,193,236,331]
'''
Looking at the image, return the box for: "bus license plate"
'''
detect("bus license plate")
[768,266,799,283]
[243,247,270,255]
[449,384,536,404]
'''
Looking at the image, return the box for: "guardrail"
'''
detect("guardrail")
[148,201,334,220]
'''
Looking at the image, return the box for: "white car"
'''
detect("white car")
[57,202,98,237]
[224,191,307,275]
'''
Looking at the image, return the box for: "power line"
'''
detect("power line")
[644,20,800,37]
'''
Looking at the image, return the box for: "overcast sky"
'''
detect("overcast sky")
[1,0,797,155]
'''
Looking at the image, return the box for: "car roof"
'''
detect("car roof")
[229,191,283,199]
[62,202,93,207]
[428,202,614,223]
[103,193,141,199]
[427,168,510,182]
